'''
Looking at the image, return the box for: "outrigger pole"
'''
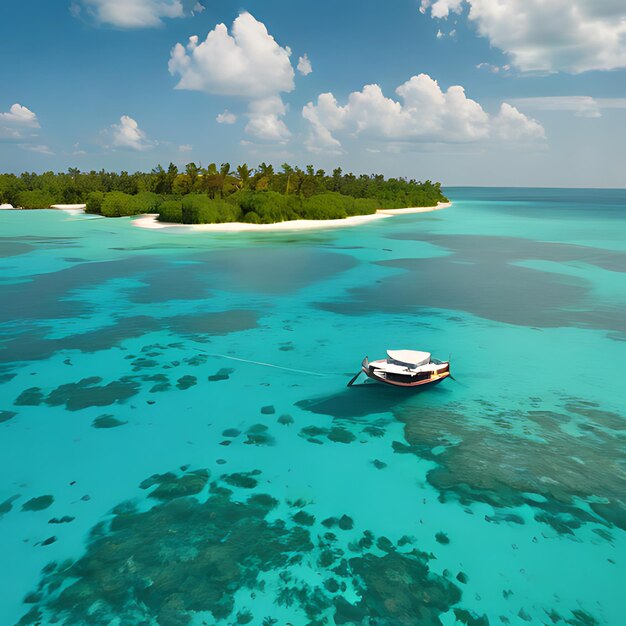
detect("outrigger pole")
[347,370,362,387]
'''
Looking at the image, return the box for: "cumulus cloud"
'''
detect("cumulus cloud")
[169,12,294,98]
[419,0,626,73]
[1,103,41,142]
[169,12,296,141]
[72,0,204,28]
[492,103,545,140]
[0,103,40,128]
[178,144,193,152]
[216,110,237,124]
[420,0,464,19]
[245,96,291,142]
[302,73,544,152]
[109,115,155,150]
[297,54,312,76]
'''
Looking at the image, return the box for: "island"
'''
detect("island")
[0,162,448,227]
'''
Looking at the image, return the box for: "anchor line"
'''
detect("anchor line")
[192,347,335,377]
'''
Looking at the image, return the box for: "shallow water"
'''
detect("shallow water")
[0,189,624,625]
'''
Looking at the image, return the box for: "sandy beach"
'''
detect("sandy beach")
[132,201,452,233]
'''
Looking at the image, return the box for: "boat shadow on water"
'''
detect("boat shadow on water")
[295,379,452,419]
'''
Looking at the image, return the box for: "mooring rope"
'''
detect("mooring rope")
[193,347,332,377]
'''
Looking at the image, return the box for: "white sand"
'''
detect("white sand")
[132,201,451,233]
[51,204,87,215]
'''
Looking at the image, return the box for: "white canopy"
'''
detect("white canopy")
[387,350,431,367]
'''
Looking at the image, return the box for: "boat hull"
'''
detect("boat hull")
[361,358,450,388]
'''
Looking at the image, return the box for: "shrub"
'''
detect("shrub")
[100,192,133,217]
[157,200,183,223]
[243,211,261,224]
[86,191,105,214]
[99,191,161,217]
[300,193,378,219]
[127,191,161,215]
[233,191,300,224]
[181,194,242,224]
[16,189,57,209]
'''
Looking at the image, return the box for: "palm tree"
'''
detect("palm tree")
[236,163,251,189]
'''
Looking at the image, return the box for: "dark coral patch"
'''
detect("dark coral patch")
[145,374,171,393]
[395,401,626,533]
[92,415,127,429]
[141,469,209,501]
[20,483,312,625]
[208,368,234,382]
[245,424,275,446]
[48,516,75,524]
[292,511,315,526]
[222,471,261,489]
[176,375,197,390]
[0,495,19,518]
[299,424,356,445]
[22,495,54,511]
[14,387,44,406]
[19,467,472,625]
[222,428,241,438]
[0,409,17,423]
[335,549,461,625]
[45,377,141,411]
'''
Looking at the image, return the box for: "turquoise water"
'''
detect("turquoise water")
[0,188,624,625]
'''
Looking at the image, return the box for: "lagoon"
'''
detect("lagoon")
[0,187,624,625]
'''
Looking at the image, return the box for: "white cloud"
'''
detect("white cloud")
[169,12,296,142]
[216,110,237,124]
[178,143,193,152]
[1,103,41,142]
[297,53,312,76]
[0,103,40,128]
[420,0,626,73]
[20,144,54,155]
[509,96,626,119]
[244,96,291,142]
[72,0,204,28]
[510,96,601,118]
[492,103,545,140]
[109,115,155,150]
[303,73,544,152]
[476,62,511,73]
[169,12,294,98]
[420,0,464,18]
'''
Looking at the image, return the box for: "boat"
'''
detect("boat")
[348,349,450,388]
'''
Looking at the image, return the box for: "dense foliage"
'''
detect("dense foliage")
[0,162,447,223]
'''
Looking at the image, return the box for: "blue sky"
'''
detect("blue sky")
[1,0,625,186]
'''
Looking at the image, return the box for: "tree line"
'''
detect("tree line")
[0,163,447,223]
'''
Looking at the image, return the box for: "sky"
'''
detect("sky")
[1,0,625,187]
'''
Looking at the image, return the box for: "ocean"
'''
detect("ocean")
[0,188,624,625]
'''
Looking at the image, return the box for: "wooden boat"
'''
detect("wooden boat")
[349,349,450,388]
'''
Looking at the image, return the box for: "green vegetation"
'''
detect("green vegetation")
[0,162,447,224]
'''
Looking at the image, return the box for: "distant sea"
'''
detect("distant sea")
[1,188,624,625]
